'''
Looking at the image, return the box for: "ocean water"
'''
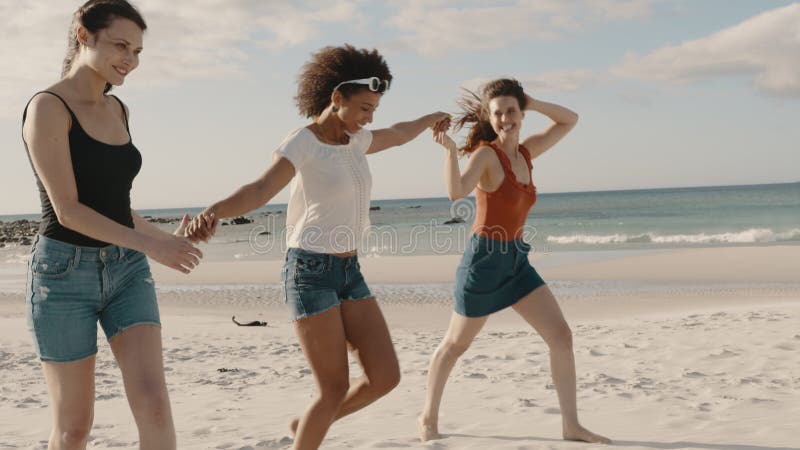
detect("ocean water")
[2,182,798,260]
[1,182,797,295]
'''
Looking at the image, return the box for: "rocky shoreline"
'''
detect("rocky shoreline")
[0,213,278,247]
[0,220,38,247]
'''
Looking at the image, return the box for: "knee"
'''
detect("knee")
[129,380,172,426]
[371,361,401,396]
[57,425,92,448]
[546,324,573,352]
[319,378,350,405]
[438,339,470,360]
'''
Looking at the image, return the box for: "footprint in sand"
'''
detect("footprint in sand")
[704,349,739,360]
[596,373,626,385]
[683,371,706,378]
[16,397,41,408]
[193,426,214,436]
[254,437,293,448]
[543,407,561,414]
[517,398,537,407]
[464,372,487,379]
[740,376,762,385]
[696,402,713,412]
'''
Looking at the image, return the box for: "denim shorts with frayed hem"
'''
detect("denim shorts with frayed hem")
[25,235,160,362]
[282,247,373,321]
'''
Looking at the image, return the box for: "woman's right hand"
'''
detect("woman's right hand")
[433,129,457,153]
[145,235,203,274]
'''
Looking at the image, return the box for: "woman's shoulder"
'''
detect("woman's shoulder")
[279,126,316,147]
[23,89,72,130]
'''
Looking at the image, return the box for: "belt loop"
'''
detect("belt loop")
[73,246,82,267]
[118,246,125,263]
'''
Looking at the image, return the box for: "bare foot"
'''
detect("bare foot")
[418,415,441,442]
[289,417,299,437]
[563,425,611,444]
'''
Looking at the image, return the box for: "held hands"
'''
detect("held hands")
[186,208,219,243]
[429,111,456,152]
[146,214,203,274]
[433,127,457,153]
[429,112,451,133]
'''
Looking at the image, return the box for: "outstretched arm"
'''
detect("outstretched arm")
[522,95,579,160]
[367,112,450,154]
[187,155,296,240]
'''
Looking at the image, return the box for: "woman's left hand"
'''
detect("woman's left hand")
[174,213,191,237]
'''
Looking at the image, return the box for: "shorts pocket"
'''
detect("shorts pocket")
[295,255,327,275]
[30,253,75,279]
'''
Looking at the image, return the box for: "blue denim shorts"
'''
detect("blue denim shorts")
[25,235,160,362]
[281,248,373,321]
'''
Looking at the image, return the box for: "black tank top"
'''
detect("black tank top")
[22,91,142,247]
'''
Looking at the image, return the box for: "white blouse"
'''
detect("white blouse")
[274,127,373,253]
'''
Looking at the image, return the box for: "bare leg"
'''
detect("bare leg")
[290,298,401,435]
[512,285,610,444]
[42,356,96,450]
[109,324,176,450]
[419,312,488,441]
[337,298,401,417]
[291,306,350,450]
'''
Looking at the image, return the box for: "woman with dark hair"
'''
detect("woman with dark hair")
[187,44,449,449]
[418,79,610,444]
[22,1,201,448]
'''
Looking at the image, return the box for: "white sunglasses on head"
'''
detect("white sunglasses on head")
[333,77,390,93]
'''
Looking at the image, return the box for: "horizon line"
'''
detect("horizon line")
[2,180,796,218]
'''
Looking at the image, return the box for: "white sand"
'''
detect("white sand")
[1,246,799,449]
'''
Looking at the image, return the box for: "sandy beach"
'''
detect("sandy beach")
[1,245,799,449]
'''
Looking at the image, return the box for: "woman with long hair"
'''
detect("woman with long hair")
[22,1,201,448]
[187,45,450,450]
[418,78,610,444]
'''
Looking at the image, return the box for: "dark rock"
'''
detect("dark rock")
[443,217,465,225]
[231,216,253,225]
[20,237,32,246]
[146,217,180,224]
[370,206,381,211]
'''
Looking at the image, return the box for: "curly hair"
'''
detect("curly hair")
[453,78,527,155]
[295,44,393,118]
[63,0,147,94]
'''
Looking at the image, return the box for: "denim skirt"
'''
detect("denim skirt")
[454,234,546,317]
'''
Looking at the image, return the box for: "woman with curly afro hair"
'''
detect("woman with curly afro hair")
[419,79,610,444]
[187,45,450,449]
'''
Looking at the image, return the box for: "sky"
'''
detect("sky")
[1,0,798,215]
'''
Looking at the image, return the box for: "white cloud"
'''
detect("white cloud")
[385,0,654,56]
[0,0,362,118]
[611,3,800,97]
[463,69,602,94]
